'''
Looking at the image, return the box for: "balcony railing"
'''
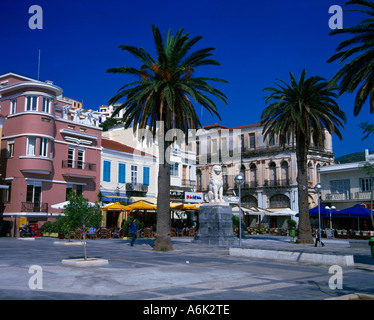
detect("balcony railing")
[62,160,96,171]
[21,202,48,213]
[126,182,148,193]
[182,179,196,187]
[324,191,372,201]
[264,179,290,187]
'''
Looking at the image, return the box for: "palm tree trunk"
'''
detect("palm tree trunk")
[154,131,173,251]
[295,138,314,244]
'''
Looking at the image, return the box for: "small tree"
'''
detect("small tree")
[63,191,102,260]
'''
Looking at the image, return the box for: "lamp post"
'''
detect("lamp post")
[325,205,336,230]
[235,173,245,247]
[314,184,323,247]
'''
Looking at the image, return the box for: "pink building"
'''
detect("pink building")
[0,73,102,236]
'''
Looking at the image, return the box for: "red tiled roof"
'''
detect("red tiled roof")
[102,138,155,158]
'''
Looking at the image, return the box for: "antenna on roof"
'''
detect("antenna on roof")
[37,49,41,80]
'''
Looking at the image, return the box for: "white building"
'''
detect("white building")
[100,138,157,205]
[319,149,374,210]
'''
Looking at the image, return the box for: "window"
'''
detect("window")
[269,194,290,209]
[360,178,373,192]
[26,96,38,111]
[103,160,111,182]
[76,185,83,196]
[39,138,49,157]
[10,99,17,114]
[249,133,256,149]
[143,167,150,186]
[269,134,275,146]
[26,137,36,156]
[2,183,11,203]
[26,183,42,204]
[77,149,84,169]
[68,148,74,168]
[7,141,14,158]
[131,165,138,183]
[118,163,126,184]
[240,134,244,149]
[42,97,51,113]
[212,139,217,154]
[170,163,179,177]
[66,184,73,200]
[330,179,350,194]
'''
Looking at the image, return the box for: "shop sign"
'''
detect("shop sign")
[170,190,184,200]
[184,192,203,203]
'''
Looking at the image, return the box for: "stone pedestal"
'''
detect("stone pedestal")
[194,203,239,246]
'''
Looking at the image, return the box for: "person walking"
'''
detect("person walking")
[314,228,325,247]
[130,218,137,246]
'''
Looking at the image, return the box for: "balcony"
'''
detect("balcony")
[21,202,48,213]
[126,182,148,193]
[182,179,196,187]
[61,160,96,179]
[324,191,371,202]
[264,179,291,188]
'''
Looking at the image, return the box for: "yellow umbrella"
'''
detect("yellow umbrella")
[101,202,130,211]
[183,203,201,210]
[127,200,157,211]
[170,202,184,209]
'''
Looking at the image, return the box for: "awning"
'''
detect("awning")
[51,200,96,209]
[127,200,157,211]
[101,202,130,211]
[266,209,298,216]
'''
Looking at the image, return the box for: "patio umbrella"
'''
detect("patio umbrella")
[126,200,157,211]
[51,200,96,209]
[336,204,370,218]
[170,202,184,209]
[183,203,201,210]
[101,202,130,211]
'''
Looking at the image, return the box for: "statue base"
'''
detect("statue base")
[194,203,239,246]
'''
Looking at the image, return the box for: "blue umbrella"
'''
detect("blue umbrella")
[336,204,371,219]
[309,204,337,218]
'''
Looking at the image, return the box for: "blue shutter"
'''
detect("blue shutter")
[103,160,111,182]
[143,167,150,186]
[118,163,126,184]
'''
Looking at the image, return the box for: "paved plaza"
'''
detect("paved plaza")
[0,235,373,300]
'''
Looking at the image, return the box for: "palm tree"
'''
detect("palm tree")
[260,70,346,244]
[106,25,228,251]
[327,0,374,116]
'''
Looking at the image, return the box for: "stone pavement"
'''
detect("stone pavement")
[0,235,373,301]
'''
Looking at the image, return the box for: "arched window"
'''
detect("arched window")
[250,163,257,187]
[196,169,202,191]
[242,195,258,207]
[307,162,313,183]
[281,161,289,184]
[269,194,290,209]
[269,162,277,185]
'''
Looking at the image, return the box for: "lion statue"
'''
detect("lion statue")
[207,165,225,203]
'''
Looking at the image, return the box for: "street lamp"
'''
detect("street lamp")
[314,183,323,247]
[235,173,245,247]
[325,205,336,230]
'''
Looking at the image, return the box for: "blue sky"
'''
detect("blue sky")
[1,0,374,158]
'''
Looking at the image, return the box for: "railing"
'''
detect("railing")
[182,179,196,187]
[62,160,96,171]
[324,191,372,201]
[126,182,148,193]
[264,179,290,187]
[21,202,48,213]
